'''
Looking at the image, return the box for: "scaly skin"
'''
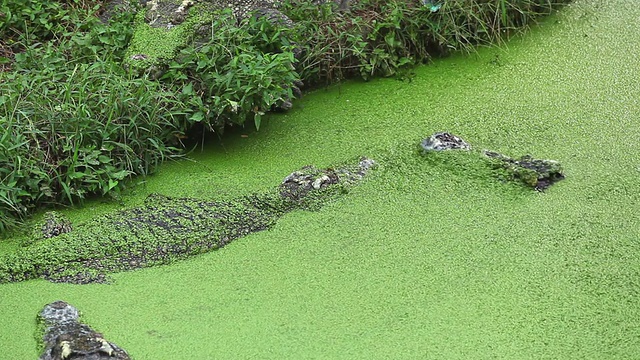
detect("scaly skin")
[418,132,564,191]
[38,301,130,360]
[0,158,375,284]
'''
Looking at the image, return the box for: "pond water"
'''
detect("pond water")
[1,0,639,358]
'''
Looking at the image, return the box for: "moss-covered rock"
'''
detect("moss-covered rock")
[122,0,215,76]
[118,0,341,76]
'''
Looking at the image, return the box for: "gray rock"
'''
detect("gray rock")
[38,301,130,360]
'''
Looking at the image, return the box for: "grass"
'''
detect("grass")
[1,0,639,358]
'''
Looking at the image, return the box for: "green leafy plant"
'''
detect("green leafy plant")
[0,0,98,43]
[159,10,301,132]
[0,44,185,230]
[282,0,570,86]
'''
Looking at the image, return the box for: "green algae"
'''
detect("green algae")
[2,0,640,358]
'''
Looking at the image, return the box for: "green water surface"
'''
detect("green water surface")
[1,0,639,358]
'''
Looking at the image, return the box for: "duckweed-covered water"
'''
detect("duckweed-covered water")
[1,0,639,358]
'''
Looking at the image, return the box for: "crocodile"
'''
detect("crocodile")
[0,157,375,284]
[418,132,565,191]
[38,301,130,360]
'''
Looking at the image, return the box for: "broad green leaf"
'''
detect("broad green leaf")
[190,111,204,122]
[182,83,193,95]
[107,179,118,192]
[254,113,261,131]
